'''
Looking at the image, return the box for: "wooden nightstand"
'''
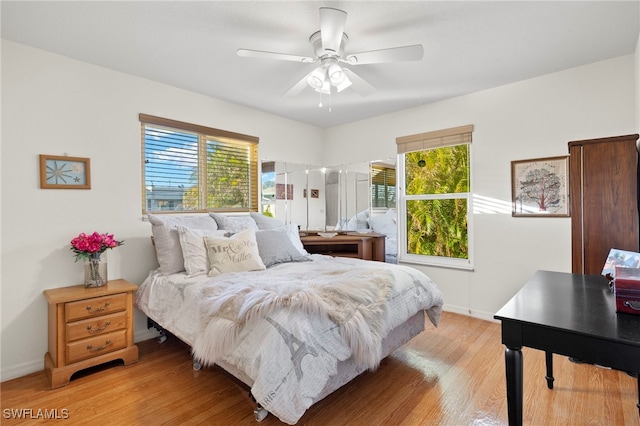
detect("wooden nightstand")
[43,279,139,389]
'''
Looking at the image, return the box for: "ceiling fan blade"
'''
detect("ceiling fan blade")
[237,49,315,63]
[319,7,347,54]
[283,71,314,97]
[344,44,424,65]
[342,68,375,96]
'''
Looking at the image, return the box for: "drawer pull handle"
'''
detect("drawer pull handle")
[86,301,110,313]
[86,340,112,352]
[87,321,111,333]
[624,301,640,311]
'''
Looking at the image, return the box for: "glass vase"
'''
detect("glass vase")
[84,254,107,288]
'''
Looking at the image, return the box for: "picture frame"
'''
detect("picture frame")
[303,188,320,198]
[275,183,293,200]
[39,154,91,189]
[511,155,569,217]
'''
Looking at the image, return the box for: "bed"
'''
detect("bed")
[135,212,444,424]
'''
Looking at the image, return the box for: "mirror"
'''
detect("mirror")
[261,158,398,262]
[261,161,325,230]
[327,163,371,231]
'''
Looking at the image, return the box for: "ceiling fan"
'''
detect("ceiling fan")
[237,7,424,97]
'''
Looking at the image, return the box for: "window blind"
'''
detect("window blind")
[396,125,473,154]
[140,114,258,213]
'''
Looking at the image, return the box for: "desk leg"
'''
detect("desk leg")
[545,351,554,389]
[637,375,639,414]
[505,346,523,426]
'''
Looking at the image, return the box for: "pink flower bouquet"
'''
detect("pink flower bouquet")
[70,232,124,261]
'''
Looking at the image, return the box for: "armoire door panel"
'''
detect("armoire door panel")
[569,134,639,275]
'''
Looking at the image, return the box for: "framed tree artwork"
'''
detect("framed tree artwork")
[511,155,570,217]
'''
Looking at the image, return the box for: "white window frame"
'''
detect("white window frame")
[396,125,474,270]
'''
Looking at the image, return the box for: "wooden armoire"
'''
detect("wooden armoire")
[569,134,640,274]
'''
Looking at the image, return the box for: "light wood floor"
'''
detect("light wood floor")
[2,311,638,425]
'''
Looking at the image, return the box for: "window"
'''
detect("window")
[397,125,473,269]
[140,114,259,214]
[371,164,396,208]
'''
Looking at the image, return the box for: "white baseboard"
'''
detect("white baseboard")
[1,359,43,383]
[442,304,499,323]
[134,328,159,343]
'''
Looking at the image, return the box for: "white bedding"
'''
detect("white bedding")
[136,254,443,424]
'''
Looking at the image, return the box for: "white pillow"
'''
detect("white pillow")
[371,209,397,237]
[346,209,370,231]
[204,229,266,276]
[148,214,218,275]
[209,213,259,234]
[286,223,308,255]
[255,229,310,267]
[177,227,228,276]
[250,211,285,230]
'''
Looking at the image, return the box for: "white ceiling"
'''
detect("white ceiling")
[2,1,639,128]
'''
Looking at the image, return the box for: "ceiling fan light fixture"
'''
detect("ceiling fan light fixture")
[315,76,331,94]
[335,74,352,92]
[328,63,346,85]
[239,7,424,100]
[307,67,326,90]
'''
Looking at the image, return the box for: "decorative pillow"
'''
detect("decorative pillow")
[250,211,285,230]
[204,229,266,276]
[371,209,397,237]
[148,214,218,275]
[209,213,259,234]
[255,229,310,267]
[346,209,370,231]
[177,227,228,276]
[287,223,308,255]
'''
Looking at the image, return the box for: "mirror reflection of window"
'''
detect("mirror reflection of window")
[371,163,396,209]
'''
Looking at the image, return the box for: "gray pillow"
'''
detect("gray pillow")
[148,214,218,275]
[209,213,258,233]
[250,211,285,230]
[255,229,310,267]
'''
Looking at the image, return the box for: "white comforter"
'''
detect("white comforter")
[136,255,443,424]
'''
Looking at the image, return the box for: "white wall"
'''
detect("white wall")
[0,40,325,381]
[324,54,637,319]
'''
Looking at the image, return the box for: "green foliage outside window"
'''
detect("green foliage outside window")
[405,144,470,259]
[182,140,255,209]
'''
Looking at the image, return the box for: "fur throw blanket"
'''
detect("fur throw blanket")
[192,264,394,370]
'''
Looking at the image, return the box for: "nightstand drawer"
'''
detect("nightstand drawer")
[65,293,127,322]
[66,329,127,364]
[66,311,127,342]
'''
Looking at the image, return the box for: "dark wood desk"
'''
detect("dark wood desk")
[494,270,640,426]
